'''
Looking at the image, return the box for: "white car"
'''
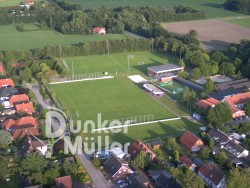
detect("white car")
[116,179,125,184]
[119,183,128,188]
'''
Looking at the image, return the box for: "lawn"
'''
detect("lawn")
[69,0,245,19]
[108,118,202,144]
[0,24,130,50]
[51,77,176,125]
[0,0,24,7]
[225,17,250,28]
[62,51,178,75]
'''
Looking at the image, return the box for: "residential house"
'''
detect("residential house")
[208,129,249,158]
[3,116,39,141]
[195,98,220,109]
[0,87,18,101]
[109,147,126,159]
[223,92,250,109]
[179,131,204,152]
[150,140,161,150]
[126,171,151,188]
[104,155,133,181]
[16,102,34,115]
[209,78,250,101]
[198,164,226,188]
[148,170,182,188]
[9,94,29,107]
[196,97,246,119]
[130,140,157,161]
[92,27,106,34]
[55,176,72,188]
[0,78,14,88]
[180,155,197,171]
[18,136,48,158]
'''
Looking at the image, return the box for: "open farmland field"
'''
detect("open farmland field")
[0,24,130,50]
[62,51,178,75]
[226,17,250,28]
[164,19,250,51]
[51,77,176,125]
[69,0,244,19]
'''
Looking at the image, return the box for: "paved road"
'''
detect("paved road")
[228,117,250,126]
[27,83,113,188]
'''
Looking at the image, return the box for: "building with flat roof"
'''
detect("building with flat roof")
[143,84,164,97]
[147,64,184,82]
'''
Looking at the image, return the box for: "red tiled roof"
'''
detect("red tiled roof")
[206,98,220,105]
[0,78,14,88]
[4,119,16,129]
[15,116,39,128]
[130,140,157,161]
[4,116,39,129]
[198,164,224,186]
[12,127,39,141]
[9,94,29,106]
[55,176,72,188]
[180,155,194,168]
[16,102,34,114]
[179,131,204,150]
[92,27,106,32]
[196,98,220,109]
[0,62,4,73]
[226,92,250,106]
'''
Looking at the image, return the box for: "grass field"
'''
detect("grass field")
[108,118,202,144]
[69,0,245,19]
[51,77,175,124]
[225,17,250,28]
[62,51,178,75]
[0,24,130,50]
[0,0,23,7]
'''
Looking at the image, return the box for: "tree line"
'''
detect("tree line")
[224,0,250,14]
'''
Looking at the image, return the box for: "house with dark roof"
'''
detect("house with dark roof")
[126,171,151,188]
[130,140,157,161]
[104,155,133,181]
[208,129,249,158]
[55,176,72,188]
[149,140,161,150]
[179,131,204,152]
[0,87,18,101]
[180,155,197,171]
[16,102,34,115]
[18,136,48,158]
[148,170,182,188]
[147,64,184,82]
[198,164,225,188]
[209,78,250,101]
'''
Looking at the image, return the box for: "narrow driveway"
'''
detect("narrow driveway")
[27,83,113,188]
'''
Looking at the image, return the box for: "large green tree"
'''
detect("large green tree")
[42,169,60,185]
[243,102,250,116]
[0,130,12,148]
[132,151,150,169]
[227,168,250,188]
[204,78,214,93]
[215,152,228,165]
[21,153,48,175]
[0,156,9,181]
[182,169,204,188]
[207,102,232,127]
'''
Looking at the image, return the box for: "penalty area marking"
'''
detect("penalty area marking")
[92,117,181,132]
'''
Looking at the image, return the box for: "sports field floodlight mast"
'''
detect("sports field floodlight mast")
[127,55,134,73]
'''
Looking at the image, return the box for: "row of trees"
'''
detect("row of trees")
[224,0,250,13]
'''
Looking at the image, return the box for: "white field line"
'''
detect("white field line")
[92,117,181,131]
[49,76,114,84]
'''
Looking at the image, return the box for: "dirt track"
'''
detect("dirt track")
[163,19,250,51]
